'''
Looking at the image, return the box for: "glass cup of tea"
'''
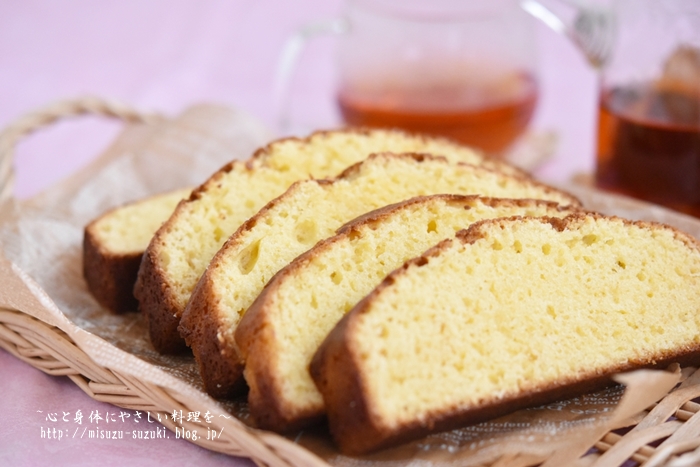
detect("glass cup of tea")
[526,0,700,217]
[595,1,700,217]
[276,0,540,157]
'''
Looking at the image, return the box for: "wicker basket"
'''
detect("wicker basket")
[2,98,700,467]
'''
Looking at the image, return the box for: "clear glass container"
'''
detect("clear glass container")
[277,0,540,156]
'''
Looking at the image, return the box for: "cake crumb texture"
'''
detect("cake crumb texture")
[134,128,518,353]
[180,152,579,398]
[83,188,190,313]
[236,195,580,432]
[311,214,700,454]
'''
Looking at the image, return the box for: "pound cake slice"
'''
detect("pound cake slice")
[180,152,580,398]
[236,195,582,432]
[134,128,521,354]
[311,214,700,455]
[83,188,191,313]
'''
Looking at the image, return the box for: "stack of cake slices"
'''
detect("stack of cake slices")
[82,127,700,455]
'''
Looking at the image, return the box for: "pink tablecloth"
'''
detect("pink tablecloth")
[0,1,598,465]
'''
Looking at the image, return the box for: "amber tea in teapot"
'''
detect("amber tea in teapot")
[338,70,538,154]
[276,0,540,157]
[334,0,539,156]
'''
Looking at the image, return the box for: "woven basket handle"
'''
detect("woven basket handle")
[0,97,164,202]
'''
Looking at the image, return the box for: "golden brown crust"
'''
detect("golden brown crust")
[241,294,327,431]
[83,189,191,316]
[310,214,700,454]
[249,126,529,178]
[178,155,411,396]
[334,152,447,179]
[338,152,581,206]
[182,156,466,397]
[454,212,700,252]
[367,213,700,303]
[177,272,247,398]
[309,320,379,454]
[176,182,295,397]
[133,140,272,354]
[191,152,581,395]
[133,242,189,354]
[236,196,583,432]
[134,162,256,354]
[131,130,368,354]
[334,128,531,178]
[82,223,142,314]
[235,250,331,431]
[178,179,329,399]
[312,323,700,455]
[135,128,537,355]
[336,195,575,236]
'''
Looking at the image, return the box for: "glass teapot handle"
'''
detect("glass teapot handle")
[520,0,615,68]
[273,18,349,136]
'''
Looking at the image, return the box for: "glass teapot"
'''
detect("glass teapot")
[525,0,700,216]
[275,0,540,156]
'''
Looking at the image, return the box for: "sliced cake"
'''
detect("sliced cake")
[236,195,582,432]
[311,214,700,454]
[83,188,191,313]
[134,128,521,354]
[179,152,580,398]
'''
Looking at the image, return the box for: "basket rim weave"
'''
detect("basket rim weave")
[7,303,700,467]
[0,306,331,467]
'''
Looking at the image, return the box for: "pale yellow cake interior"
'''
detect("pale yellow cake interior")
[254,197,578,419]
[154,129,494,311]
[210,154,576,356]
[91,188,190,254]
[348,216,700,429]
